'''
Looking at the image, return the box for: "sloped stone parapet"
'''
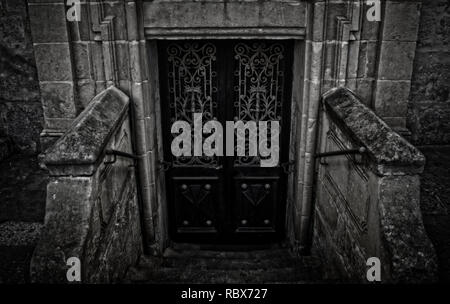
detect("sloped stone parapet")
[30,87,142,283]
[43,87,131,176]
[322,88,425,175]
[313,87,437,283]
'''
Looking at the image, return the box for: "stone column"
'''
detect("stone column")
[373,1,422,135]
[27,0,78,150]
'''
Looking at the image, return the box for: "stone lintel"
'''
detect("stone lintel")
[322,87,425,175]
[44,86,130,176]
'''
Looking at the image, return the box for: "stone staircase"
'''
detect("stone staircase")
[124,243,323,284]
[2,147,450,283]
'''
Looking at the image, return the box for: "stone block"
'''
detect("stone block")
[33,43,73,81]
[30,176,95,283]
[90,42,106,81]
[355,79,375,107]
[311,1,326,42]
[346,41,360,80]
[72,42,91,80]
[383,1,421,41]
[143,0,306,31]
[323,88,425,173]
[377,41,416,80]
[115,42,131,81]
[378,175,438,283]
[324,2,348,41]
[125,1,139,41]
[44,86,130,175]
[322,42,336,81]
[76,80,96,108]
[28,3,69,43]
[40,82,77,119]
[129,42,142,82]
[374,80,411,117]
[103,1,128,41]
[357,41,378,79]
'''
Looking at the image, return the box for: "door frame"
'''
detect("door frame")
[145,39,305,253]
[156,40,295,244]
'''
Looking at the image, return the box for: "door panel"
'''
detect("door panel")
[172,177,220,234]
[158,40,293,243]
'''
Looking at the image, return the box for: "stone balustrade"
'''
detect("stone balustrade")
[312,87,438,283]
[30,87,142,283]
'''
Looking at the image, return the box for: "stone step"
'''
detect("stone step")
[163,245,294,260]
[126,265,321,284]
[139,253,320,271]
[125,246,323,284]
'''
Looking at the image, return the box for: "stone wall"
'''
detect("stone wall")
[25,0,164,255]
[30,87,142,283]
[313,88,437,283]
[407,0,450,145]
[0,0,42,155]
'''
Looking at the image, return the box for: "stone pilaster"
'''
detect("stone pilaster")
[27,0,78,150]
[373,1,422,134]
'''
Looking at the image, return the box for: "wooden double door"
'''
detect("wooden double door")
[158,40,293,243]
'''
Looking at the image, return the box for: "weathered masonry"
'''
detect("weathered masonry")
[27,0,437,283]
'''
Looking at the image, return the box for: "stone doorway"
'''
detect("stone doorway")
[157,40,294,244]
[25,0,438,283]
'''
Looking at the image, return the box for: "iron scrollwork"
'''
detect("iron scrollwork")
[166,42,218,167]
[233,42,286,166]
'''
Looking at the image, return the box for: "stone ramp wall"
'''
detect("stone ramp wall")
[30,87,142,283]
[313,87,437,283]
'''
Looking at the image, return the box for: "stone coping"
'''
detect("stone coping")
[44,87,129,176]
[322,87,425,175]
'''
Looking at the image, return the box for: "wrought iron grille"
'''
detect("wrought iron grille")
[233,42,286,166]
[166,42,218,167]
